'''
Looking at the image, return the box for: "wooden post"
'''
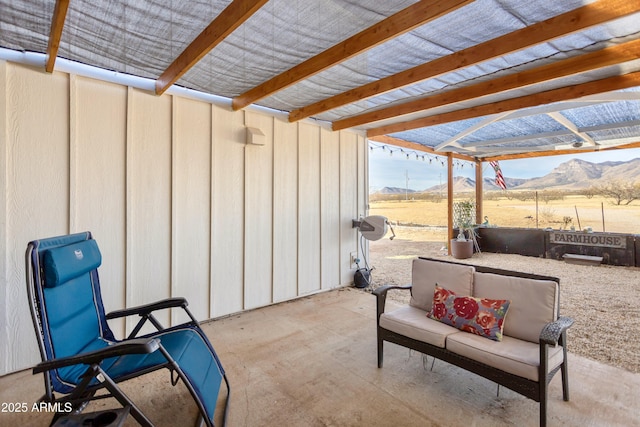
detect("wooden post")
[447,153,454,254]
[475,159,483,225]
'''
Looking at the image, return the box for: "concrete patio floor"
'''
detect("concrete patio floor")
[1,287,639,426]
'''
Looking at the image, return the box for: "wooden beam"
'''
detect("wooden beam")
[231,0,473,110]
[155,0,268,95]
[368,135,476,162]
[475,160,483,225]
[290,0,640,122]
[368,115,640,161]
[45,0,70,73]
[334,38,640,130]
[447,153,454,254]
[369,137,640,183]
[482,140,640,162]
[366,71,640,137]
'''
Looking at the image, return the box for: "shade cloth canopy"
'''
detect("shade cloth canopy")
[1,0,639,159]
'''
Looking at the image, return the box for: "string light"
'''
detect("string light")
[369,142,449,165]
[368,143,477,173]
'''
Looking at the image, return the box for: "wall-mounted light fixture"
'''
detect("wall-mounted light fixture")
[246,126,266,145]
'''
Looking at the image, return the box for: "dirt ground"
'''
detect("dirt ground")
[370,195,640,233]
[366,227,640,374]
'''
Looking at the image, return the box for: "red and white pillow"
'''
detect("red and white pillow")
[427,285,511,341]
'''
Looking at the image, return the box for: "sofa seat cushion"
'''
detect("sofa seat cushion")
[380,306,461,348]
[410,258,475,312]
[446,332,564,382]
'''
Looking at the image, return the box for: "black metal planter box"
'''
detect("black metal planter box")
[477,227,638,267]
[477,227,546,257]
[545,231,636,267]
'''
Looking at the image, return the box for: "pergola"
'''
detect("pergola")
[2,0,640,242]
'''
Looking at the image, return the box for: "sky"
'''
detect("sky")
[368,145,640,191]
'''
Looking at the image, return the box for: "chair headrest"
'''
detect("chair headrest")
[42,239,102,288]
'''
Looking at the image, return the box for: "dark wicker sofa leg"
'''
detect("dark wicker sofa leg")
[539,344,549,427]
[561,363,570,402]
[561,332,570,401]
[377,334,384,368]
[540,390,547,427]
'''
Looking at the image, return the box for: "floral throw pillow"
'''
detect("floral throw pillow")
[427,285,510,341]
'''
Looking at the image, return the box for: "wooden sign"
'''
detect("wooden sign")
[548,231,627,249]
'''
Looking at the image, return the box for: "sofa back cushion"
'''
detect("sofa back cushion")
[473,272,558,343]
[410,258,475,312]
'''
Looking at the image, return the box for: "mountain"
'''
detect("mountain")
[515,158,640,190]
[483,176,529,190]
[371,158,640,194]
[599,158,640,184]
[426,176,475,193]
[425,176,528,192]
[373,186,417,194]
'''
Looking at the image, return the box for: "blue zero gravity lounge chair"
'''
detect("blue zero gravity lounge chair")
[25,232,230,426]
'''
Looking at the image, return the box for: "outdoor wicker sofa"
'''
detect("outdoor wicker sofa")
[373,257,573,427]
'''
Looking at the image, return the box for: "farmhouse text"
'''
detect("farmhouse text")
[549,232,626,249]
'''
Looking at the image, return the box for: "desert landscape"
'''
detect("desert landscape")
[370,157,640,234]
[366,192,640,374]
[370,193,640,237]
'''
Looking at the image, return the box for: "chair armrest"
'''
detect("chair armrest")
[106,297,188,320]
[372,285,412,321]
[33,338,160,374]
[539,316,574,345]
[372,284,412,298]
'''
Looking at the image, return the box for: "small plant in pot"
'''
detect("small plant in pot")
[451,200,480,259]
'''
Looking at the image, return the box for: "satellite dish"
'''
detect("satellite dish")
[352,215,395,241]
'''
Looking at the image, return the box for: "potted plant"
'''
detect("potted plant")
[451,200,479,259]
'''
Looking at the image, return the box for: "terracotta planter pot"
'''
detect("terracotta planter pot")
[450,239,473,259]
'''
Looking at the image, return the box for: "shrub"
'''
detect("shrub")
[590,180,640,206]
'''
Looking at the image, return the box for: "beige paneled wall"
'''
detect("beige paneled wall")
[210,106,245,317]
[273,117,299,302]
[126,88,173,332]
[0,61,366,375]
[71,76,128,336]
[339,132,362,285]
[0,58,7,375]
[3,64,70,374]
[298,123,321,295]
[320,128,341,290]
[171,97,212,324]
[243,111,274,310]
